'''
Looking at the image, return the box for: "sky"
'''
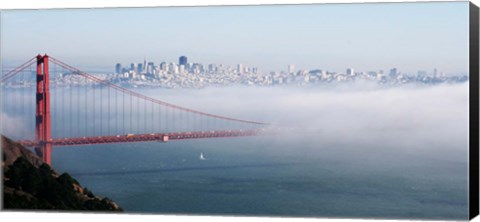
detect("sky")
[0,1,470,74]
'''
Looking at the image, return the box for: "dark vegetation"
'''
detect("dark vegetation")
[2,136,122,211]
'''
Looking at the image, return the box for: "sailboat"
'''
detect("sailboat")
[199,152,206,160]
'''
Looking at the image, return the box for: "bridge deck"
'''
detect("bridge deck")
[19,129,263,147]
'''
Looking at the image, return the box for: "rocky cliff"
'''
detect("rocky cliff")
[2,136,122,211]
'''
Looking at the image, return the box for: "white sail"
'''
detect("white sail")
[199,152,206,160]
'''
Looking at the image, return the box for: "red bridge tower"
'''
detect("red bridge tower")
[34,54,52,165]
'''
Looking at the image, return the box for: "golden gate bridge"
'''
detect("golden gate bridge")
[1,54,268,165]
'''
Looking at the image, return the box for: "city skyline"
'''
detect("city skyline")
[1,2,469,74]
[114,54,460,76]
[2,54,463,90]
[108,55,468,89]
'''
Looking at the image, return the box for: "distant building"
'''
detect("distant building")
[147,62,155,74]
[389,68,398,78]
[159,62,167,72]
[143,57,147,72]
[115,63,122,74]
[169,62,178,74]
[179,56,188,66]
[288,64,295,74]
[137,63,143,74]
[346,68,355,76]
[417,70,427,77]
[237,64,244,73]
[191,63,202,74]
[376,71,385,80]
[179,65,185,74]
[208,64,217,73]
[186,62,192,72]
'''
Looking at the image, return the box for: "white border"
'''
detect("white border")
[0,0,474,10]
[0,1,478,222]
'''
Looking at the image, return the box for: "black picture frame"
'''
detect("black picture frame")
[469,2,480,220]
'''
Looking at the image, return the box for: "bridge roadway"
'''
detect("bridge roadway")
[18,129,263,147]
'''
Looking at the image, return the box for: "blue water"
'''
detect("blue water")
[51,135,468,220]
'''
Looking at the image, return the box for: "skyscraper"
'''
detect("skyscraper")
[147,62,155,74]
[159,62,167,72]
[115,63,122,74]
[143,57,147,72]
[389,68,398,78]
[179,65,185,74]
[169,62,178,74]
[237,64,244,73]
[346,68,355,76]
[137,63,143,74]
[179,56,188,66]
[288,64,295,74]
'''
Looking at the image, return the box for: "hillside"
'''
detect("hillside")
[2,136,123,211]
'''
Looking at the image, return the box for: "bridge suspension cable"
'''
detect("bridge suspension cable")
[48,56,268,126]
[1,55,269,157]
